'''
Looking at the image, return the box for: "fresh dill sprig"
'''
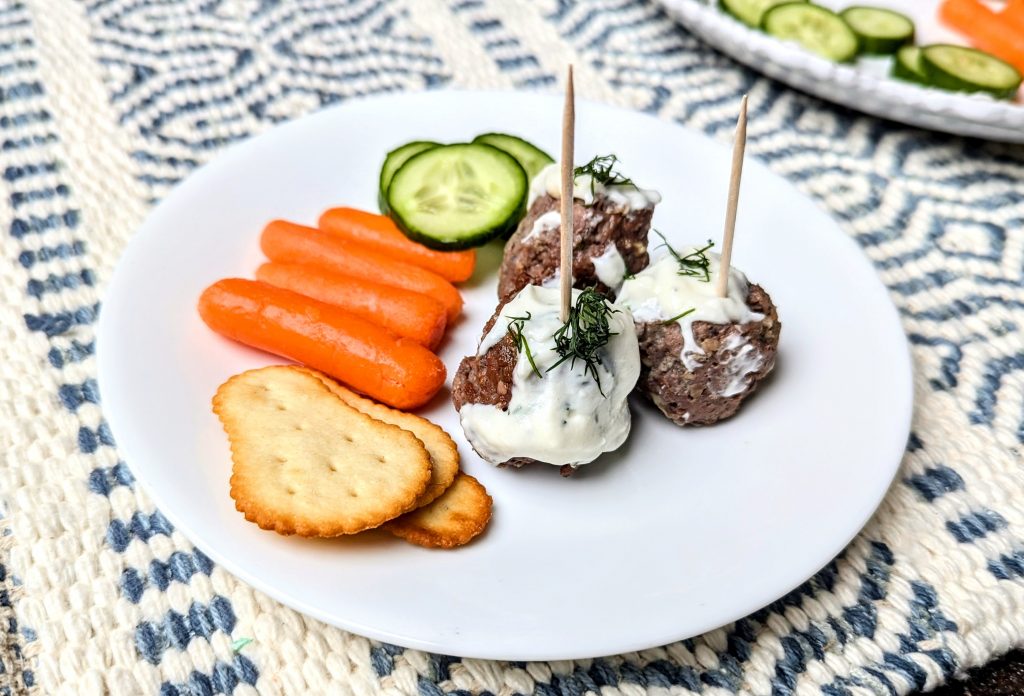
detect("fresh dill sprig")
[573,154,634,200]
[655,231,715,283]
[663,307,695,324]
[506,312,542,379]
[547,288,618,395]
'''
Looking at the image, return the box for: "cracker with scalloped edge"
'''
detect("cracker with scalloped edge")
[303,368,459,509]
[386,472,492,548]
[214,366,431,537]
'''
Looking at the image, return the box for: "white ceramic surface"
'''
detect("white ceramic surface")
[659,0,1024,143]
[97,90,913,661]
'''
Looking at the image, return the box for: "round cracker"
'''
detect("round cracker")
[303,369,459,509]
[386,472,492,548]
[213,366,431,537]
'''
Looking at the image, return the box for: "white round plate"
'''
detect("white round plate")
[658,0,1024,143]
[98,90,912,660]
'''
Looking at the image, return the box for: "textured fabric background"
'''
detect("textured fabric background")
[0,0,1023,694]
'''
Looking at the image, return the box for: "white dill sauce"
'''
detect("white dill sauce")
[524,159,657,291]
[459,285,640,468]
[534,237,628,292]
[528,162,661,211]
[718,333,765,397]
[617,250,763,372]
[523,210,560,242]
[591,243,627,291]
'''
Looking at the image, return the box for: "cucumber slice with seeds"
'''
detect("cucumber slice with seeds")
[472,133,554,180]
[720,0,806,28]
[762,3,859,63]
[921,44,1022,100]
[387,143,528,250]
[378,140,440,213]
[840,6,914,55]
[892,45,927,84]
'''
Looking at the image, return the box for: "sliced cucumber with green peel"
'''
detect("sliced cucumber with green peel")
[762,3,859,63]
[921,44,1022,100]
[472,132,554,180]
[840,6,913,55]
[387,143,528,250]
[892,45,927,84]
[378,140,440,213]
[720,0,805,29]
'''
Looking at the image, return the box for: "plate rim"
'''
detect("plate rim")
[96,88,915,660]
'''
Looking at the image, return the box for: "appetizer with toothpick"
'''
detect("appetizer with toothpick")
[454,66,642,476]
[618,95,780,426]
[452,285,640,476]
[617,238,780,426]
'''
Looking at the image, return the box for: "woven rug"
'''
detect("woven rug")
[1,0,1023,693]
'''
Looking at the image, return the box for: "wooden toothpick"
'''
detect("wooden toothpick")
[716,94,748,298]
[559,65,575,322]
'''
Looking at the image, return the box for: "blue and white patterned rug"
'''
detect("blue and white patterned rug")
[1,0,1023,693]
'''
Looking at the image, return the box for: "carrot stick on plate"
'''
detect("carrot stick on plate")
[1004,0,1024,34]
[318,207,476,283]
[260,220,463,322]
[198,278,446,410]
[940,0,1024,73]
[256,262,447,349]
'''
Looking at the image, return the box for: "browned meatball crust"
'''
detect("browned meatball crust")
[635,284,780,426]
[497,194,652,301]
[451,303,576,476]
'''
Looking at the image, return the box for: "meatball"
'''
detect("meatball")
[453,285,640,476]
[451,303,515,412]
[451,332,557,473]
[497,193,652,301]
[635,284,780,426]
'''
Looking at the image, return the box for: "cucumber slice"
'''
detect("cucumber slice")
[378,140,440,213]
[840,6,914,55]
[762,3,859,63]
[921,44,1022,100]
[472,132,554,180]
[720,0,805,28]
[892,45,927,84]
[387,143,528,250]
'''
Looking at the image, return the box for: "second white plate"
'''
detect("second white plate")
[659,0,1024,143]
[97,90,912,660]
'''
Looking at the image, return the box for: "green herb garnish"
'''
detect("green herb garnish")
[547,288,618,395]
[231,637,253,652]
[655,231,715,283]
[507,312,542,379]
[663,308,696,324]
[573,154,634,200]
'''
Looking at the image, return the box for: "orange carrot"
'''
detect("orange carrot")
[198,279,446,410]
[940,0,1024,73]
[260,220,463,322]
[318,207,476,283]
[256,262,447,349]
[1004,0,1024,33]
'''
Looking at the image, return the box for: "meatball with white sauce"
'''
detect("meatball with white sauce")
[452,285,640,476]
[498,159,660,301]
[616,243,780,426]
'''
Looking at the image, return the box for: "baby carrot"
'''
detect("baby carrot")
[1004,0,1024,34]
[256,262,447,349]
[318,207,476,283]
[198,278,446,410]
[940,0,1024,73]
[261,220,463,322]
